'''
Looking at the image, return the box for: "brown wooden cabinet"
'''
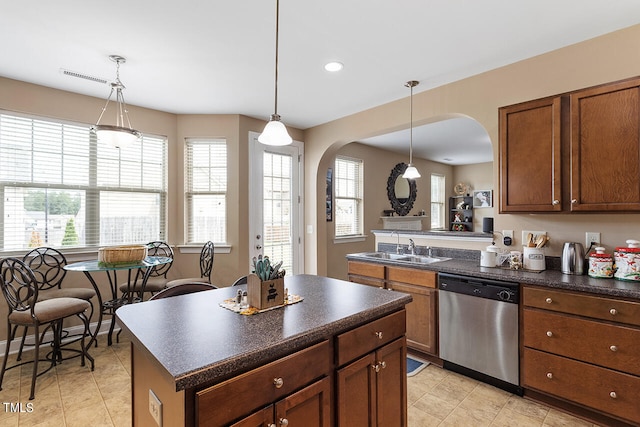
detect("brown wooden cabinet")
[499,76,640,213]
[522,286,640,425]
[570,78,640,211]
[336,329,406,426]
[196,340,332,426]
[348,261,438,356]
[499,96,563,213]
[230,377,331,427]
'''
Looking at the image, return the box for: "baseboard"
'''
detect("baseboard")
[0,321,118,355]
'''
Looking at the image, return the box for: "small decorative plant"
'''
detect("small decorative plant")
[252,255,285,281]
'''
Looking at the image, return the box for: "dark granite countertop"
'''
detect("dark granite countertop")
[346,253,640,300]
[115,274,411,391]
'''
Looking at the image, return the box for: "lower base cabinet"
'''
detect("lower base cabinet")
[336,338,407,426]
[230,377,332,427]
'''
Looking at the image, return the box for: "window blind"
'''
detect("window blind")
[431,173,445,230]
[334,156,363,237]
[185,139,227,244]
[0,111,167,252]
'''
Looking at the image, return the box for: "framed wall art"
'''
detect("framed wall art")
[473,190,493,208]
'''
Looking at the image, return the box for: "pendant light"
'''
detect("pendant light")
[258,0,293,146]
[402,80,421,179]
[91,55,142,149]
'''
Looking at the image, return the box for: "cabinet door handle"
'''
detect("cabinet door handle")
[610,345,618,352]
[371,363,380,373]
[374,331,383,339]
[552,199,560,205]
[546,372,553,379]
[546,331,553,337]
[609,308,617,316]
[268,424,276,427]
[571,199,577,204]
[379,361,387,369]
[610,391,617,399]
[279,418,289,426]
[545,297,553,304]
[273,377,284,389]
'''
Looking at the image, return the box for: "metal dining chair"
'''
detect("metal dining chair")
[166,241,214,287]
[22,247,97,355]
[119,241,174,300]
[149,282,216,300]
[0,257,94,400]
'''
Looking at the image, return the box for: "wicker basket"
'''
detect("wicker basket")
[98,245,148,265]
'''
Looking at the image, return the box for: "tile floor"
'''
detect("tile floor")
[0,336,602,426]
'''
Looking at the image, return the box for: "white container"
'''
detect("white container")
[588,247,613,279]
[523,246,545,271]
[480,245,501,267]
[614,239,640,281]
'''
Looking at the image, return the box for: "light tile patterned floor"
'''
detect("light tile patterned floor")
[0,336,602,426]
[408,364,601,427]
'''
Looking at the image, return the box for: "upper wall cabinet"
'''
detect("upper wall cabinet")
[499,96,563,212]
[570,79,640,211]
[499,76,640,213]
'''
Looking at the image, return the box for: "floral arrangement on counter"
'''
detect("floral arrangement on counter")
[251,254,286,281]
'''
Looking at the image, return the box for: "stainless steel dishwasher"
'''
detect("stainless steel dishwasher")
[438,272,522,395]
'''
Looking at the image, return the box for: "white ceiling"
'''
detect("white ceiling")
[2,1,640,163]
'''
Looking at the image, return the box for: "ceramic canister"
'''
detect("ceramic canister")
[588,247,613,279]
[523,246,545,271]
[614,239,640,281]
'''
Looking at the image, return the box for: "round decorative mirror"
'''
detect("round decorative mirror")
[386,162,417,216]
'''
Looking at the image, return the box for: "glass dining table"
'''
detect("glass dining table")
[64,256,172,346]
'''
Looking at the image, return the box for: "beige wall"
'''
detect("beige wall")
[306,24,640,276]
[326,142,453,279]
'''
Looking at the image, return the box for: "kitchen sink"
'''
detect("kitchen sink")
[362,252,409,260]
[401,255,451,264]
[359,252,451,264]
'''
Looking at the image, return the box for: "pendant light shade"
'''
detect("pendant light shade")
[259,0,292,146]
[402,80,421,179]
[259,114,293,146]
[91,55,142,149]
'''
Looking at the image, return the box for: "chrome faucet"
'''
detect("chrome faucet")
[408,239,416,255]
[426,246,433,257]
[390,231,401,254]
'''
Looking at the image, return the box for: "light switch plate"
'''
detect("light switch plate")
[149,389,162,426]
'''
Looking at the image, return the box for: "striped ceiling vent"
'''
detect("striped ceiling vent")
[59,68,108,85]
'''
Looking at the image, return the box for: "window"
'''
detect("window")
[430,174,445,230]
[0,111,167,252]
[334,156,363,237]
[185,139,227,244]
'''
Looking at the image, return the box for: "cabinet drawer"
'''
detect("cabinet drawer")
[523,308,640,376]
[348,261,385,279]
[348,274,385,288]
[336,310,406,367]
[523,286,640,327]
[387,266,436,288]
[196,340,332,426]
[523,348,640,424]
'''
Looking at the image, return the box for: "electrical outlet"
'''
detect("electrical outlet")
[586,232,601,248]
[149,389,162,426]
[502,230,513,246]
[522,230,547,245]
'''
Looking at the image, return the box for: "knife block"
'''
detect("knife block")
[247,273,285,309]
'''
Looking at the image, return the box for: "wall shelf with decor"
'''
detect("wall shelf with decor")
[449,196,473,231]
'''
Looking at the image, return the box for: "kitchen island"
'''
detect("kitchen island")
[116,274,412,426]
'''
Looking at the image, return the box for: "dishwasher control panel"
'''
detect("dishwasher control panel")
[438,273,519,303]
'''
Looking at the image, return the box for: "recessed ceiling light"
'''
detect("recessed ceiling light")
[324,61,344,72]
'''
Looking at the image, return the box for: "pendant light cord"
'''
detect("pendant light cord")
[273,0,280,116]
[409,82,413,164]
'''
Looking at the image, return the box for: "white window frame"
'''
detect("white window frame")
[184,138,228,246]
[430,173,446,230]
[0,110,167,254]
[334,156,364,239]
